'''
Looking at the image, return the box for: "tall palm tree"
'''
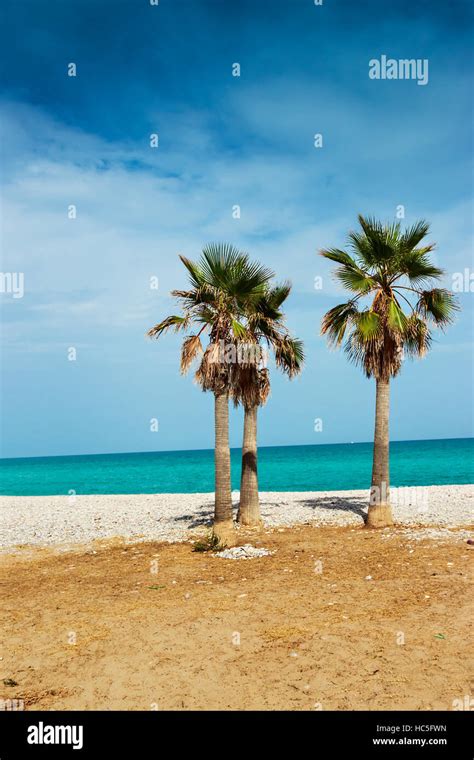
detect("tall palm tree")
[147,243,273,544]
[320,216,458,528]
[232,284,304,527]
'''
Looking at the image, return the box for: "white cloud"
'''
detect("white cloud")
[1,98,471,358]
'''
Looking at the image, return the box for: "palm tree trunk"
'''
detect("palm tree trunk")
[237,404,262,527]
[213,391,235,544]
[367,378,393,528]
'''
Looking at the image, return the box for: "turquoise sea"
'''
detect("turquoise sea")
[0,438,473,496]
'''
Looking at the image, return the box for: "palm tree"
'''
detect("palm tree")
[147,243,273,544]
[320,216,458,528]
[232,284,304,527]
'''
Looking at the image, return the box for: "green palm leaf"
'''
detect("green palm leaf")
[387,299,409,332]
[147,314,188,338]
[356,310,381,340]
[396,249,443,285]
[320,248,359,268]
[321,301,359,346]
[400,220,430,251]
[416,289,458,327]
[335,266,375,294]
[231,319,247,339]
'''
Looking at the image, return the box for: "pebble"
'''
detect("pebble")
[0,485,472,548]
[214,545,273,560]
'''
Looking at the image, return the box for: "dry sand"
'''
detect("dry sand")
[0,523,472,711]
[1,486,472,711]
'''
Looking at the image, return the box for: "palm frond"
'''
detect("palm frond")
[355,310,382,340]
[348,230,378,268]
[395,249,443,285]
[266,281,292,310]
[231,319,247,339]
[387,299,409,333]
[320,248,359,268]
[357,214,401,265]
[321,301,359,346]
[232,261,274,298]
[180,335,203,374]
[274,336,304,377]
[199,242,247,289]
[147,314,188,338]
[334,266,375,294]
[403,315,432,358]
[178,255,205,289]
[399,220,430,251]
[416,288,459,327]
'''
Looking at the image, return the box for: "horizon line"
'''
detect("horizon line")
[1,435,472,463]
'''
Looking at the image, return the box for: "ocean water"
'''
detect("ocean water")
[0,438,472,496]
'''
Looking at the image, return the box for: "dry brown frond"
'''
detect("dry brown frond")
[195,341,229,394]
[180,335,203,374]
[258,368,271,405]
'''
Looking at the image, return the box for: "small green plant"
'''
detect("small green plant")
[192,532,227,553]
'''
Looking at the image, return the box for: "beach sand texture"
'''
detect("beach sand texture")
[0,523,472,710]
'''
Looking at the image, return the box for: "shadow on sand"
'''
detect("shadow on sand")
[170,502,214,529]
[294,495,368,521]
[169,494,369,530]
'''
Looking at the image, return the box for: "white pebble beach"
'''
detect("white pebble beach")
[0,484,472,549]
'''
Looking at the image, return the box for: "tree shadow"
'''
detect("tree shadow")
[166,494,369,530]
[170,501,215,529]
[271,495,368,521]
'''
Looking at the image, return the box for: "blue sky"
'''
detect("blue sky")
[1,0,473,458]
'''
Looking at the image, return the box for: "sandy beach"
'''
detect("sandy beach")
[0,485,472,711]
[0,484,472,550]
[0,522,472,711]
